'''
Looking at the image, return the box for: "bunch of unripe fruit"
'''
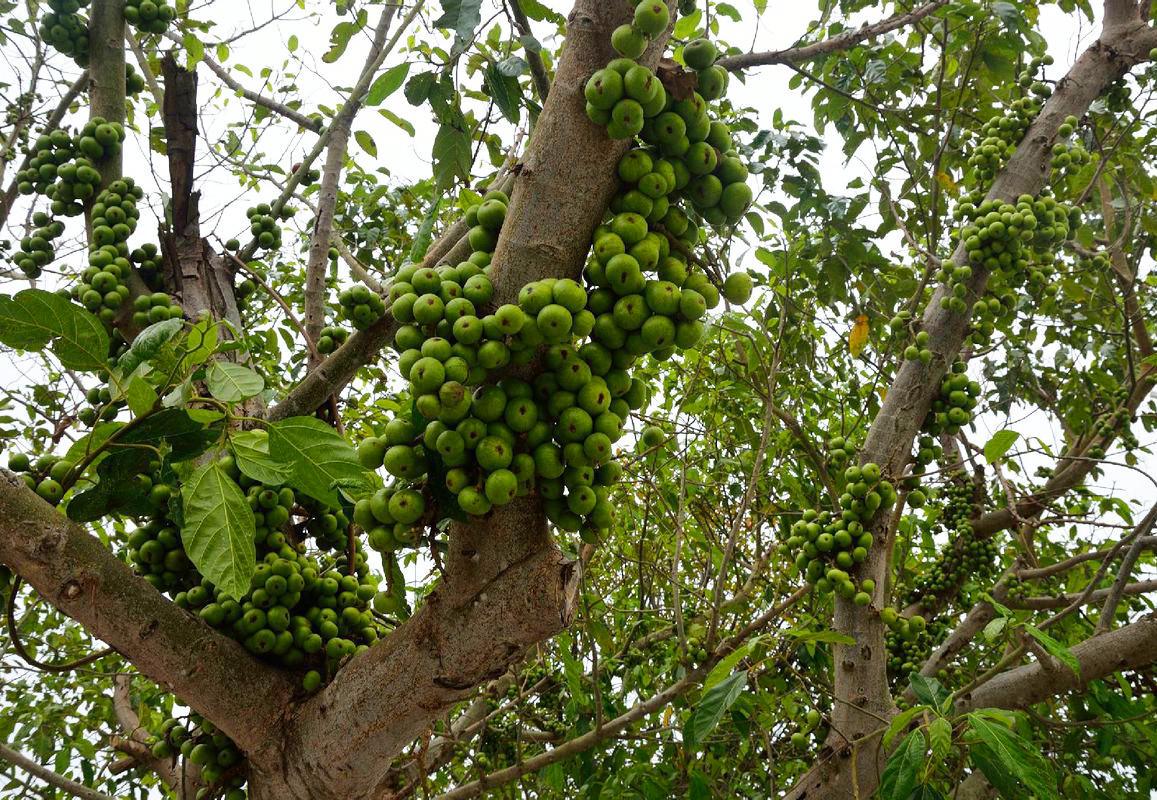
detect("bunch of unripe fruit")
[316,324,349,354]
[585,27,752,229]
[6,451,76,505]
[130,241,165,291]
[38,0,90,65]
[905,476,998,604]
[338,284,386,330]
[246,203,286,252]
[883,609,935,677]
[122,0,175,34]
[785,461,896,602]
[920,361,979,436]
[15,213,65,279]
[146,714,246,798]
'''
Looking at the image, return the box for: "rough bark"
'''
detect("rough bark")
[0,472,296,755]
[256,498,578,799]
[787,10,1157,799]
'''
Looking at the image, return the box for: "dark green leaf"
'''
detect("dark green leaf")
[432,121,472,188]
[908,674,950,711]
[880,730,924,800]
[967,715,1059,800]
[405,71,437,105]
[0,289,109,372]
[485,63,521,123]
[496,55,528,76]
[125,376,158,417]
[268,416,368,506]
[684,671,746,750]
[180,462,255,600]
[433,0,482,52]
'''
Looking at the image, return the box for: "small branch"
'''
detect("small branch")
[161,30,321,132]
[1096,502,1157,633]
[1008,578,1157,610]
[507,0,551,102]
[0,741,116,800]
[716,0,949,71]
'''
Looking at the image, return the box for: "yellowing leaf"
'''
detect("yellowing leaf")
[935,171,959,196]
[849,314,870,358]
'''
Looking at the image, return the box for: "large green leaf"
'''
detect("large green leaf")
[485,63,521,124]
[268,416,368,506]
[0,289,109,372]
[180,462,255,600]
[432,121,472,188]
[983,429,1020,463]
[230,430,291,486]
[206,362,264,403]
[683,670,746,750]
[967,715,1059,800]
[880,729,925,800]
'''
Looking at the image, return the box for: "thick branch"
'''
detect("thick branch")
[88,0,126,183]
[716,0,949,71]
[0,473,296,757]
[0,741,115,800]
[960,613,1157,711]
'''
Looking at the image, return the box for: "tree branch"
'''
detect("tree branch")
[0,741,115,800]
[716,0,949,71]
[960,612,1157,711]
[508,0,552,102]
[0,472,296,759]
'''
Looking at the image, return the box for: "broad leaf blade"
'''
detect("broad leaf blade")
[683,670,746,750]
[984,430,1020,463]
[0,289,109,372]
[206,362,264,403]
[366,62,410,105]
[1024,624,1081,680]
[180,462,255,600]
[880,729,924,800]
[230,430,291,485]
[268,416,368,506]
[967,715,1059,800]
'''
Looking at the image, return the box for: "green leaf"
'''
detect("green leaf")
[704,640,754,690]
[674,10,701,40]
[984,429,1020,463]
[230,430,292,486]
[432,121,472,188]
[433,0,482,52]
[880,729,924,800]
[514,0,564,23]
[485,63,521,123]
[323,17,362,64]
[206,362,264,403]
[125,376,158,417]
[182,32,204,67]
[180,462,255,601]
[366,62,411,105]
[1024,624,1081,680]
[967,715,1059,800]
[0,289,110,372]
[405,71,437,106]
[683,670,746,750]
[268,416,368,506]
[354,130,377,157]
[379,108,415,136]
[928,717,952,761]
[496,55,528,76]
[112,408,224,462]
[982,617,1007,641]
[117,318,183,377]
[883,704,925,750]
[180,318,219,373]
[287,34,298,52]
[908,674,950,711]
